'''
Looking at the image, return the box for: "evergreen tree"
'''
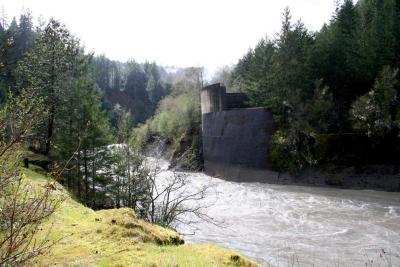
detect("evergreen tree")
[124,62,151,123]
[232,40,275,106]
[15,11,35,61]
[0,17,18,95]
[234,8,313,123]
[395,0,400,64]
[356,0,398,83]
[233,1,400,171]
[310,0,357,129]
[17,19,80,155]
[54,53,113,206]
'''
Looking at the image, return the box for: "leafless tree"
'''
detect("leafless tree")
[110,139,215,229]
[138,155,214,229]
[0,179,63,266]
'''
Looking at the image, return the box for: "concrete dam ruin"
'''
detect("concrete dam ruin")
[201,83,275,182]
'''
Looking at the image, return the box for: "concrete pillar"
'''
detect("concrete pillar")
[200,83,226,115]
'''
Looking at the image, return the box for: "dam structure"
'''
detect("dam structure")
[201,83,275,182]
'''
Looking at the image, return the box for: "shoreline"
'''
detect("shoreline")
[202,163,400,192]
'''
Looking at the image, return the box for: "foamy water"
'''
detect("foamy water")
[153,158,400,266]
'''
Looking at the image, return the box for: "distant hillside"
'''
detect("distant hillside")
[94,56,172,125]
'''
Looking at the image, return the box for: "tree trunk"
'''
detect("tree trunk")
[84,149,89,204]
[77,151,82,198]
[127,147,132,208]
[44,41,56,155]
[44,106,55,155]
[116,174,121,208]
[91,151,96,209]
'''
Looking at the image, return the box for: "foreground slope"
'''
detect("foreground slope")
[24,168,257,267]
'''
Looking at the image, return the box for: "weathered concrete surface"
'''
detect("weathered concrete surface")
[201,84,248,115]
[226,93,248,109]
[201,84,226,115]
[202,108,274,181]
[200,83,275,182]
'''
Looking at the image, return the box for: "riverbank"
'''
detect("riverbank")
[288,165,400,192]
[24,167,258,267]
[203,162,400,192]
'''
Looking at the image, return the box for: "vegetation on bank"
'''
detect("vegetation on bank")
[1,1,400,180]
[0,75,250,266]
[133,67,203,171]
[0,13,244,265]
[231,0,400,174]
[23,168,258,267]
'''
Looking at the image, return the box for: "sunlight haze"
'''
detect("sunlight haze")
[2,0,336,74]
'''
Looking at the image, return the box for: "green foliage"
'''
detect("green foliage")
[270,82,335,173]
[232,39,275,107]
[22,169,257,267]
[93,57,170,125]
[0,10,36,102]
[356,0,398,82]
[0,85,62,266]
[132,68,203,170]
[7,18,115,208]
[16,18,81,155]
[149,92,200,142]
[131,123,150,151]
[233,8,314,123]
[233,1,400,171]
[310,0,358,112]
[351,66,399,138]
[147,68,201,142]
[55,70,113,207]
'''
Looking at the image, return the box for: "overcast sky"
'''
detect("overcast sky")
[2,0,336,75]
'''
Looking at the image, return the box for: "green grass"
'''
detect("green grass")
[23,168,258,267]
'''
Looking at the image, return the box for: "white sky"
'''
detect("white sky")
[1,0,336,75]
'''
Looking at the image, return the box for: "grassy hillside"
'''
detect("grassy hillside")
[23,168,258,267]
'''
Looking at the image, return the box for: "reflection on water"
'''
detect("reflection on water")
[155,159,400,267]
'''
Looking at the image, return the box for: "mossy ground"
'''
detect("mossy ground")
[23,168,258,267]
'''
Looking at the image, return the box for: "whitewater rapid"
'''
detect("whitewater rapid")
[154,158,400,267]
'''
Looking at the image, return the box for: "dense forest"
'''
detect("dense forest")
[0,10,203,213]
[0,9,207,264]
[231,0,400,173]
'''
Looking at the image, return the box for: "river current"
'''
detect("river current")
[153,158,400,267]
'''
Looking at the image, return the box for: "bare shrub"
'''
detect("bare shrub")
[138,155,212,229]
[0,176,63,266]
[0,88,63,266]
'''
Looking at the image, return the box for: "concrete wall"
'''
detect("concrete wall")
[225,93,248,109]
[201,83,275,182]
[202,108,275,182]
[201,84,248,114]
[201,84,226,115]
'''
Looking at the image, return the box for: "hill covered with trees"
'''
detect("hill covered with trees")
[0,11,221,266]
[231,0,400,173]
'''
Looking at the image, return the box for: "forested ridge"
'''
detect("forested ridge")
[0,10,202,204]
[231,0,400,173]
[0,9,207,264]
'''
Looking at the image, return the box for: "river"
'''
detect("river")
[153,158,400,267]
